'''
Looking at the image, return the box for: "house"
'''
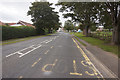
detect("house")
[0,20,35,28]
[0,21,6,26]
[17,20,35,28]
[96,26,104,32]
[6,23,16,26]
[7,20,35,28]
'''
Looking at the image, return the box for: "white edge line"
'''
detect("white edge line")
[90,59,104,78]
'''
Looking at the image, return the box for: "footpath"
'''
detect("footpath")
[74,36,119,78]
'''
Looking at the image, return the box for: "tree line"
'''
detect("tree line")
[56,2,120,45]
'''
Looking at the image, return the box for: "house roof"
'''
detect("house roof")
[11,24,22,27]
[0,21,6,26]
[0,20,35,28]
[18,20,35,28]
[6,23,16,26]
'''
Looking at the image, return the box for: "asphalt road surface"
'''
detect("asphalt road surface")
[2,32,117,79]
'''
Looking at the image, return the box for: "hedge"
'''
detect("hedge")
[2,26,37,40]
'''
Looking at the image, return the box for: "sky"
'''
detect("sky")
[0,0,119,26]
[0,0,70,26]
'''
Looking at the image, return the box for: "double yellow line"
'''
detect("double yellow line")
[72,38,104,78]
[72,38,91,63]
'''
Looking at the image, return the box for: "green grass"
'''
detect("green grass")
[95,32,112,36]
[100,32,112,35]
[74,37,86,46]
[1,34,53,45]
[71,32,118,56]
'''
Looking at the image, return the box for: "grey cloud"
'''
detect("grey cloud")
[0,0,67,26]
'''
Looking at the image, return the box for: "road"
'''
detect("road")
[2,32,117,79]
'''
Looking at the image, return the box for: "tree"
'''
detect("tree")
[104,2,120,44]
[57,2,120,44]
[98,8,113,29]
[96,2,120,44]
[64,20,74,32]
[78,23,85,31]
[28,1,60,34]
[56,2,99,36]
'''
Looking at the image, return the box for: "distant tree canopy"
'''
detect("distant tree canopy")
[56,2,120,45]
[28,1,60,34]
[64,20,74,31]
[57,2,100,36]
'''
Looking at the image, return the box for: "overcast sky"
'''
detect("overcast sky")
[0,0,70,26]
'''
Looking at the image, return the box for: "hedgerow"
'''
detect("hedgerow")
[2,26,37,40]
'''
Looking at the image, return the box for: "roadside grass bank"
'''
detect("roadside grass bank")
[74,37,86,46]
[70,32,118,56]
[1,34,53,45]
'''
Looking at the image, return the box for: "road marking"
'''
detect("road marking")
[6,38,56,58]
[70,60,82,76]
[19,45,42,58]
[41,40,48,43]
[18,76,23,79]
[50,46,53,49]
[6,37,56,58]
[31,58,41,67]
[72,38,104,78]
[44,50,50,54]
[85,67,97,76]
[45,39,53,44]
[42,59,58,72]
[17,52,23,55]
[45,40,51,43]
[81,60,87,67]
[81,60,99,76]
[77,45,80,48]
[6,45,35,58]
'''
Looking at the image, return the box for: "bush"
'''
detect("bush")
[2,26,37,40]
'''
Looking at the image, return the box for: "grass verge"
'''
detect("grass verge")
[71,32,118,56]
[74,37,86,46]
[1,34,53,45]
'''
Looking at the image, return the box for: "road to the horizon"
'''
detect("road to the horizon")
[2,32,118,79]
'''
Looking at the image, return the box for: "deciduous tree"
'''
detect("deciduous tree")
[28,1,60,34]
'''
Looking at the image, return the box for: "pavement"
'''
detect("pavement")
[2,32,119,80]
[75,36,119,77]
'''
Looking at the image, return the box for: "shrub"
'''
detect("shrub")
[2,26,37,40]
